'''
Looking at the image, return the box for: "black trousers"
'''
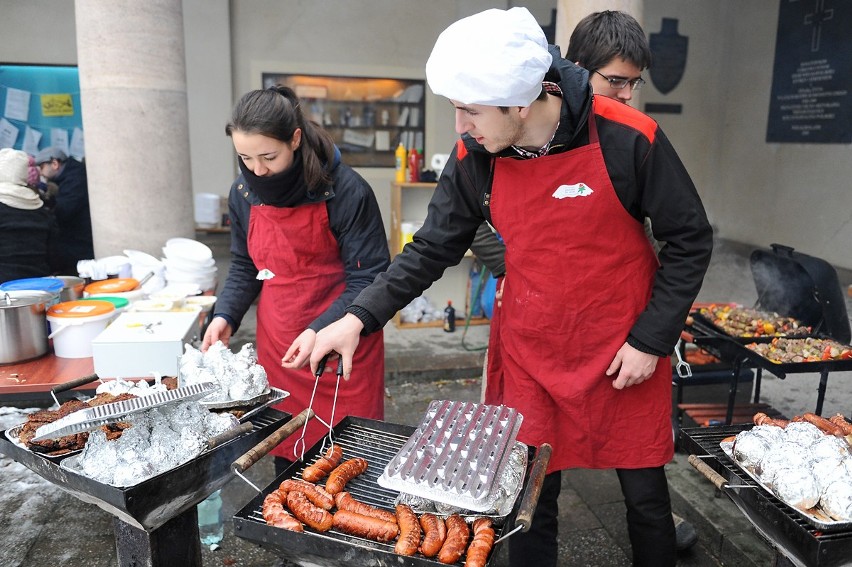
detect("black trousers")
[508,467,676,567]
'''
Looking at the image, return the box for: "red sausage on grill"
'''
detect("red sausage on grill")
[303,444,344,483]
[333,491,397,524]
[325,457,369,495]
[332,509,399,542]
[437,514,470,564]
[419,513,446,557]
[286,490,333,532]
[394,504,421,556]
[261,490,303,532]
[829,413,852,436]
[464,517,495,567]
[279,478,334,510]
[803,412,845,437]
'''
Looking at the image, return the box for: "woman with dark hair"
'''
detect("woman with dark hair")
[203,85,390,472]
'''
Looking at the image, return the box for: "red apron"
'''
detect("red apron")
[248,202,384,459]
[485,101,673,472]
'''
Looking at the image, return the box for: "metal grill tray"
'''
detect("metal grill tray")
[377,400,523,513]
[31,382,218,441]
[199,386,273,409]
[720,440,852,531]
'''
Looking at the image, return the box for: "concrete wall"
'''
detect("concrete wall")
[2,0,850,271]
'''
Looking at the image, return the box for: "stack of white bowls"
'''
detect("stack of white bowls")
[161,238,218,292]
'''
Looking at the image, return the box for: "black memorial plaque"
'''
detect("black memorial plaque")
[766,0,851,143]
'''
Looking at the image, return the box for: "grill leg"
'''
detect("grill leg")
[815,368,829,416]
[113,508,203,567]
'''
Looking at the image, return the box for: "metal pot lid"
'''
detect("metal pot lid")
[0,277,64,294]
[0,290,56,308]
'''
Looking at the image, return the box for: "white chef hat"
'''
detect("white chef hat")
[426,7,552,107]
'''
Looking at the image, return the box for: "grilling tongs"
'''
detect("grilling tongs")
[292,352,344,462]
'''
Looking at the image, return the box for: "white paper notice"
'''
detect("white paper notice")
[70,127,85,160]
[3,88,30,122]
[375,130,390,151]
[23,127,42,155]
[0,118,19,148]
[50,128,69,155]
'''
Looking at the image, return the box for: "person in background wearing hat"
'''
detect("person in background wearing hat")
[309,7,713,567]
[0,148,60,283]
[468,9,697,554]
[201,85,390,475]
[35,146,93,274]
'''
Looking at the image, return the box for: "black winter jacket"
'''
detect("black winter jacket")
[348,46,713,356]
[214,148,390,333]
[53,159,93,272]
[0,203,61,283]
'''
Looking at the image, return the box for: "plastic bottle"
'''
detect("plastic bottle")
[443,300,456,333]
[395,143,407,183]
[197,489,224,546]
[408,147,420,182]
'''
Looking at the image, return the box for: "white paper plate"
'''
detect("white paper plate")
[163,238,213,262]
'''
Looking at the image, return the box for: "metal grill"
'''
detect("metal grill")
[680,425,852,567]
[234,416,533,567]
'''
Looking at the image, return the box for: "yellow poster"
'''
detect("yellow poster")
[41,94,74,117]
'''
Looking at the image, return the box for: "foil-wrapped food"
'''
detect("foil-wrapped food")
[396,442,527,521]
[180,341,269,403]
[728,414,852,521]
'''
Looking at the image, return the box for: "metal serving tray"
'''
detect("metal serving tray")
[378,400,523,513]
[31,382,217,441]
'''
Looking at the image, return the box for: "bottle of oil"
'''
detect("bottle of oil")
[443,300,456,333]
[395,142,407,183]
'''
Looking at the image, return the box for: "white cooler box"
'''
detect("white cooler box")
[92,311,200,378]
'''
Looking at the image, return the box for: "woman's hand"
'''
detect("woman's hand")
[281,329,317,369]
[202,316,233,352]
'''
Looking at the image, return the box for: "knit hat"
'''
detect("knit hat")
[425,7,552,107]
[35,146,67,165]
[0,148,42,210]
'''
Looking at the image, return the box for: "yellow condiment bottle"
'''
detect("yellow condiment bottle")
[395,143,407,183]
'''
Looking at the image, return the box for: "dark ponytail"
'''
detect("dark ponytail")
[226,85,336,191]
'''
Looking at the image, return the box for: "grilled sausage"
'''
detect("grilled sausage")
[333,491,397,524]
[394,504,421,556]
[286,490,333,532]
[829,413,852,435]
[325,457,369,495]
[279,478,334,510]
[419,513,446,557]
[753,412,789,428]
[261,490,303,532]
[464,517,495,567]
[803,412,845,437]
[303,444,344,483]
[437,514,470,564]
[332,509,400,542]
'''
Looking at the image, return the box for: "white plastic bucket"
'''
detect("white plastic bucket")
[46,300,115,358]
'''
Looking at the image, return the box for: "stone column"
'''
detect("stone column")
[75,0,194,259]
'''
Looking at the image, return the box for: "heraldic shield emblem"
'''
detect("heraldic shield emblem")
[650,18,688,95]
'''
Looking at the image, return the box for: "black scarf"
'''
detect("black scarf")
[237,152,309,207]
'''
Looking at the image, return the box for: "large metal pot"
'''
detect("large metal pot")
[0,290,53,364]
[54,275,86,302]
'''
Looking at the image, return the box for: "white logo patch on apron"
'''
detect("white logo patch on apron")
[552,183,594,199]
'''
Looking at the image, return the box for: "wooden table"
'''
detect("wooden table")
[0,352,96,403]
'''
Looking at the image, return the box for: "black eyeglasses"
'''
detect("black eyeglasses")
[593,70,646,91]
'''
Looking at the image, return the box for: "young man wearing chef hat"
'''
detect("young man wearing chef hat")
[310,7,713,566]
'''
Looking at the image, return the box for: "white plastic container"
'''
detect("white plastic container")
[46,300,116,358]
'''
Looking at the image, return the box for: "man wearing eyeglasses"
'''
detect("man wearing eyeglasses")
[568,11,650,105]
[311,8,713,566]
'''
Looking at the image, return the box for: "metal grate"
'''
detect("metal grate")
[378,400,522,512]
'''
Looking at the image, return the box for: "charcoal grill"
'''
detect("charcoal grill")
[0,407,295,567]
[233,415,549,567]
[684,243,852,424]
[680,424,852,567]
